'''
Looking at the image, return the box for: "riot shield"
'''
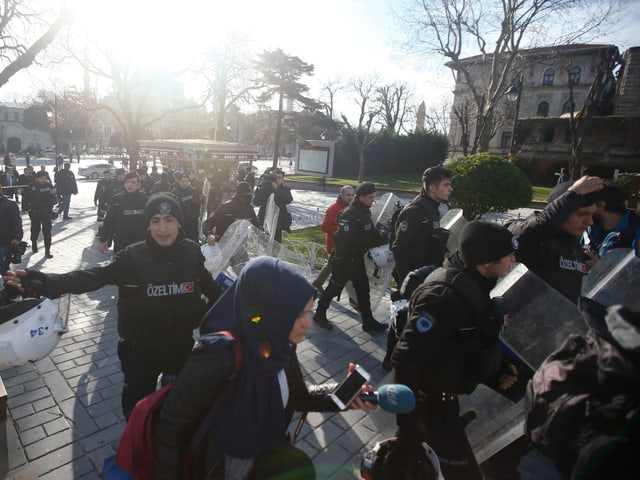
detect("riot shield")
[262,193,280,254]
[491,263,586,370]
[370,192,402,227]
[581,248,640,311]
[199,178,211,239]
[439,208,466,252]
[201,219,312,282]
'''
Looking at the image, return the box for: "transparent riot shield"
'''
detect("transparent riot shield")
[491,263,586,370]
[262,193,280,254]
[439,208,466,252]
[199,178,211,239]
[201,219,312,284]
[581,248,640,311]
[370,192,402,227]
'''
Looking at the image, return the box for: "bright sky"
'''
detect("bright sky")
[3,0,640,123]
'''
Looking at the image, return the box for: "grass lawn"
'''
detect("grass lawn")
[532,186,551,202]
[285,225,324,245]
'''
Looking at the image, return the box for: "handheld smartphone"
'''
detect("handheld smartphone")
[330,364,371,410]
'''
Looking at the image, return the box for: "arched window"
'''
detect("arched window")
[537,101,550,117]
[569,66,581,85]
[562,100,574,115]
[543,68,555,86]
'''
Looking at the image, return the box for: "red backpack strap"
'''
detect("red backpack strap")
[216,330,243,371]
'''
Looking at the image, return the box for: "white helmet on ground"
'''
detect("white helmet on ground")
[0,295,69,368]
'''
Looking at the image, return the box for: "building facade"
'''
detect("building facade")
[0,102,53,154]
[447,44,623,158]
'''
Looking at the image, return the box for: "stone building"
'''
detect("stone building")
[447,44,625,158]
[0,102,53,154]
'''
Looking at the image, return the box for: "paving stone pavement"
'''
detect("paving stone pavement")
[1,160,559,479]
[1,164,399,479]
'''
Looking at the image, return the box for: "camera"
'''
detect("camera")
[9,241,28,264]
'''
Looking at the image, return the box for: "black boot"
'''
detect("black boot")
[313,311,333,330]
[31,242,38,253]
[362,318,388,332]
[45,251,53,259]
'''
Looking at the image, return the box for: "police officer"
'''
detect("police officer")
[387,221,519,480]
[313,183,388,332]
[391,166,453,285]
[4,193,221,418]
[203,181,258,242]
[100,171,148,254]
[28,171,57,258]
[53,163,78,220]
[508,175,604,303]
[171,173,200,241]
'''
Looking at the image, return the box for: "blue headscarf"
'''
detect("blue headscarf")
[199,256,316,458]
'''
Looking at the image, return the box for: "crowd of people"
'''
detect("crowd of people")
[1,155,639,479]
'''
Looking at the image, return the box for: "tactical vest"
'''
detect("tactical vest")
[117,241,207,345]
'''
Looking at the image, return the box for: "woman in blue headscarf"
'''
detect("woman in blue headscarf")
[152,256,375,479]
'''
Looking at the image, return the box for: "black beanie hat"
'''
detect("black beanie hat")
[145,193,184,226]
[355,182,376,197]
[459,220,518,265]
[35,171,47,178]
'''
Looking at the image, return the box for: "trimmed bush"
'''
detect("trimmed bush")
[447,153,533,219]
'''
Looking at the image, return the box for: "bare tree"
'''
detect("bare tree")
[0,2,74,89]
[424,98,451,135]
[341,77,383,182]
[565,46,621,178]
[79,46,202,169]
[376,82,413,134]
[318,77,344,120]
[201,38,260,141]
[401,0,617,153]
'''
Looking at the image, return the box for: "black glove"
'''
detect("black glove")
[18,270,48,298]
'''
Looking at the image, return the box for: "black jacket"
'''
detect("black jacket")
[0,195,22,244]
[152,344,338,479]
[35,235,220,346]
[391,194,447,284]
[392,252,504,440]
[100,191,149,249]
[508,190,588,303]
[334,198,383,258]
[28,181,57,212]
[54,169,78,195]
[203,195,258,238]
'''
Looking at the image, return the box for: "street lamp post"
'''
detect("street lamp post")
[505,73,524,157]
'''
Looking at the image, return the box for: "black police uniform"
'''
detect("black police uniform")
[171,185,200,241]
[391,193,448,285]
[30,233,221,418]
[17,172,34,211]
[390,252,505,480]
[28,180,57,254]
[508,190,589,303]
[100,190,149,253]
[203,195,258,239]
[315,198,384,329]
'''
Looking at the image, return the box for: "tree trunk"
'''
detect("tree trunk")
[272,91,284,169]
[357,143,365,182]
[126,137,140,171]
